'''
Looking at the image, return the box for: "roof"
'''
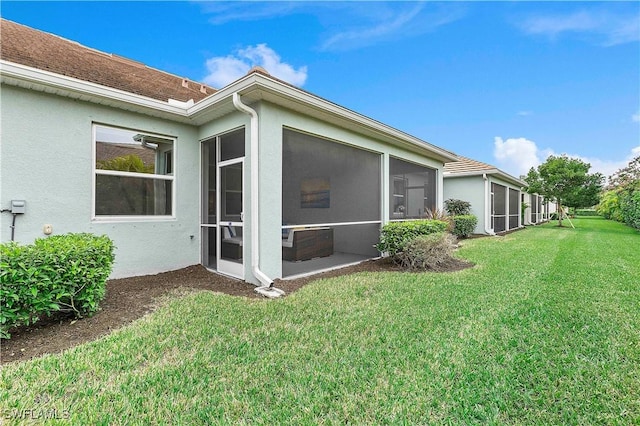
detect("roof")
[444,156,526,187]
[0,19,215,102]
[0,19,458,163]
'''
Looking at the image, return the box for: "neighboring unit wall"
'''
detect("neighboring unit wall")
[0,86,201,278]
[442,176,486,234]
[443,174,522,235]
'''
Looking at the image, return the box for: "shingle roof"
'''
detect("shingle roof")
[443,156,497,174]
[444,155,526,186]
[0,18,216,103]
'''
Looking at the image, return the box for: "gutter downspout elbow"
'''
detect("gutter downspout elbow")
[232,92,277,290]
[483,173,495,235]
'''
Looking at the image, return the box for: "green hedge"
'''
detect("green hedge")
[376,220,449,257]
[450,215,478,238]
[0,233,115,339]
[620,190,640,230]
[597,187,640,230]
[575,209,598,216]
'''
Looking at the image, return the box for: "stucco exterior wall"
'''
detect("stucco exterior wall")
[443,176,486,234]
[443,174,523,234]
[1,87,450,283]
[0,86,201,278]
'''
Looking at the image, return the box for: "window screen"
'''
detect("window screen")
[492,183,506,233]
[282,129,381,225]
[389,158,437,220]
[509,188,519,230]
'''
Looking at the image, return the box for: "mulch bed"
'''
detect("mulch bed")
[1,257,473,365]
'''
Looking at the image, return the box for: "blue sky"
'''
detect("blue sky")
[3,1,639,179]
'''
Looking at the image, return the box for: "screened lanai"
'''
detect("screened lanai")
[492,182,521,233]
[281,129,382,277]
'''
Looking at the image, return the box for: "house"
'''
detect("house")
[522,193,555,225]
[0,19,459,285]
[443,156,526,235]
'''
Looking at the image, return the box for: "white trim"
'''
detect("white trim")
[95,170,174,180]
[91,123,176,221]
[91,215,176,223]
[2,60,457,163]
[1,60,189,117]
[282,220,382,229]
[217,157,245,280]
[443,169,526,187]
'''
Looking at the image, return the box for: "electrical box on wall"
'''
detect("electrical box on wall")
[10,200,26,214]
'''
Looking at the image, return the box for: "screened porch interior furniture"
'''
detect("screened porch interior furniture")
[282,227,334,261]
[222,226,242,260]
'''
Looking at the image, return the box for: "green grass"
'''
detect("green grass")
[2,217,639,425]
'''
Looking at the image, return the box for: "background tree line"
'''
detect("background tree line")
[597,155,640,230]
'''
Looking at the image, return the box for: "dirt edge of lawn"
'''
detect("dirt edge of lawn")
[1,257,473,365]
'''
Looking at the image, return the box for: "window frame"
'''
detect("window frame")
[92,123,176,222]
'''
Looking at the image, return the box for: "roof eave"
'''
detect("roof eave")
[444,169,526,187]
[0,60,191,122]
[189,73,459,163]
[1,60,459,163]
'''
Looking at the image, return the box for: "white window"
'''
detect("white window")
[93,124,174,218]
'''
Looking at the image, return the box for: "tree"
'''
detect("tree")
[525,155,604,227]
[607,155,640,189]
[563,172,604,212]
[600,155,640,230]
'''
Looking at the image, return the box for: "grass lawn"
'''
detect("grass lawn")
[1,217,639,425]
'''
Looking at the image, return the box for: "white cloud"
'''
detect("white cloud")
[517,111,533,117]
[493,137,543,177]
[320,3,466,51]
[633,111,640,123]
[203,44,307,88]
[321,3,425,51]
[198,2,466,53]
[199,2,301,25]
[519,9,640,46]
[494,136,640,180]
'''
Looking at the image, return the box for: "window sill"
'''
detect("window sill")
[91,215,176,223]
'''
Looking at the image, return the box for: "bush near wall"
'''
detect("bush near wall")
[0,233,115,339]
[450,215,478,238]
[395,232,457,271]
[376,220,449,257]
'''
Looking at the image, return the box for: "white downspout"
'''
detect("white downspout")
[232,92,281,293]
[483,173,495,235]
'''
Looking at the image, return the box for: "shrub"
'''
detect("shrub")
[424,207,451,223]
[575,209,598,216]
[597,190,623,221]
[620,189,640,230]
[376,220,449,257]
[396,232,457,271]
[444,199,471,216]
[450,215,478,238]
[0,233,115,339]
